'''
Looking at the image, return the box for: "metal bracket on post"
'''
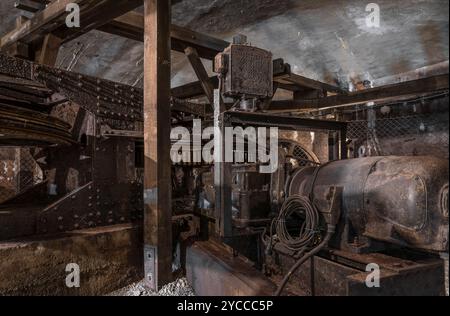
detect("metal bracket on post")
[144,245,157,291]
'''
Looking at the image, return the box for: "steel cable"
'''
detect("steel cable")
[275,195,320,252]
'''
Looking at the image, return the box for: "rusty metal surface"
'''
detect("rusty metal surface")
[275,249,445,296]
[0,54,33,79]
[186,239,277,296]
[0,54,144,241]
[288,156,449,253]
[221,44,273,98]
[34,64,143,132]
[0,104,73,146]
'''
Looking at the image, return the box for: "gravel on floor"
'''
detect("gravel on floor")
[107,278,195,296]
[108,259,449,296]
[445,258,449,296]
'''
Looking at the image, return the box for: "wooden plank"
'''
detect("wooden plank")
[171,24,229,60]
[275,72,343,93]
[35,33,61,66]
[97,11,230,60]
[4,42,29,59]
[55,0,143,44]
[96,10,143,42]
[143,0,173,291]
[372,60,449,87]
[171,76,219,99]
[184,46,214,104]
[170,59,342,100]
[1,0,83,49]
[1,0,142,50]
[269,74,449,111]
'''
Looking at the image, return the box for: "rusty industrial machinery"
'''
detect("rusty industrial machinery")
[0,18,448,296]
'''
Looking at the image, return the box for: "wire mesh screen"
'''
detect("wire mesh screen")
[347,113,449,157]
[0,148,44,203]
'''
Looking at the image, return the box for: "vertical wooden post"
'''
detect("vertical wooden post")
[143,0,173,290]
[36,33,62,66]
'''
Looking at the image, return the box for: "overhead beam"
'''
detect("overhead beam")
[55,0,143,44]
[172,76,219,99]
[274,71,343,93]
[171,59,344,100]
[1,0,142,51]
[372,60,449,87]
[143,0,173,291]
[269,74,449,111]
[1,0,81,50]
[97,11,230,60]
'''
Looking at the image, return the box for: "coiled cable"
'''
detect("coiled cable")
[275,195,320,252]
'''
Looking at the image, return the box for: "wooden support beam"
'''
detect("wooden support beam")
[35,33,62,66]
[269,74,449,111]
[15,15,29,28]
[171,76,219,99]
[1,0,142,51]
[171,24,229,60]
[55,0,142,44]
[97,11,230,60]
[143,0,173,291]
[4,42,29,59]
[274,71,343,94]
[171,59,344,100]
[372,60,449,87]
[184,46,214,104]
[1,0,82,50]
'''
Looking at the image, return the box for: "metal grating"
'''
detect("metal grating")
[347,113,449,156]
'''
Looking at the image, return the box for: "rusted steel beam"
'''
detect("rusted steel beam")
[143,0,173,291]
[269,74,449,111]
[186,240,278,296]
[97,11,230,60]
[0,104,74,146]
